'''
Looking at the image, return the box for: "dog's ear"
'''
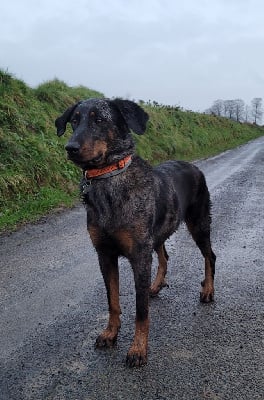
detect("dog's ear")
[55,102,81,136]
[112,99,149,135]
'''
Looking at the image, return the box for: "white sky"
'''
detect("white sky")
[1,0,263,111]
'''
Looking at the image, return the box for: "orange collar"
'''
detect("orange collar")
[84,155,132,181]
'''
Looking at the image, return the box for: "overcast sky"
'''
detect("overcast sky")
[1,0,263,111]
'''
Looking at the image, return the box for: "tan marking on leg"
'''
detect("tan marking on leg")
[114,230,134,254]
[126,318,149,367]
[200,257,214,303]
[150,245,168,296]
[88,225,102,247]
[96,263,121,347]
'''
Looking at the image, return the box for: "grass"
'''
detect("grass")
[135,103,264,163]
[0,70,103,232]
[0,69,263,232]
[0,187,78,228]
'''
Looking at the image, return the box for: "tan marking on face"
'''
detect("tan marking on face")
[82,140,108,161]
[107,129,114,140]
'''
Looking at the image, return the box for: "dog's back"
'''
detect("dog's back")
[154,160,202,219]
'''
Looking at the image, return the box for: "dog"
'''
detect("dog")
[55,98,216,367]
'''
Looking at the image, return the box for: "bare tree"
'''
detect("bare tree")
[211,99,224,116]
[233,99,245,122]
[224,100,237,120]
[244,104,251,123]
[205,99,224,116]
[251,97,263,124]
[223,100,229,117]
[206,98,263,124]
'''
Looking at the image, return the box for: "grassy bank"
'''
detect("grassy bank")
[0,70,263,232]
[135,103,264,163]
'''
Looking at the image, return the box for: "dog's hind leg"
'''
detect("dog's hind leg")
[96,252,121,348]
[186,217,216,303]
[185,185,216,303]
[150,244,169,297]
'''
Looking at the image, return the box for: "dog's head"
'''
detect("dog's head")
[55,98,149,169]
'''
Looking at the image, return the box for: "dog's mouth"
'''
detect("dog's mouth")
[84,153,104,167]
[67,151,104,168]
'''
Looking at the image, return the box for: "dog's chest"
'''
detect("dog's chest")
[84,182,152,227]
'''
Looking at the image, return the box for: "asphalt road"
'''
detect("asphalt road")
[0,137,263,400]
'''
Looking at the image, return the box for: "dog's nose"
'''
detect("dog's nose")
[65,142,80,154]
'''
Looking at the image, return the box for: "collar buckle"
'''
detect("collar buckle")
[81,179,92,194]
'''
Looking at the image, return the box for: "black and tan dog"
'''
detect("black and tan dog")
[55,98,216,367]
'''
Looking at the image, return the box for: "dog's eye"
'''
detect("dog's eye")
[96,118,103,124]
[71,111,80,126]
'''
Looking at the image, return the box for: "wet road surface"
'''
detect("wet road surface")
[0,137,263,399]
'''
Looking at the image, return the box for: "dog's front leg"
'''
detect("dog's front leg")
[96,252,121,348]
[126,252,152,367]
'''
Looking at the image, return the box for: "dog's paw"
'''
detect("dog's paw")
[126,350,147,367]
[200,292,214,303]
[200,281,214,303]
[149,280,168,297]
[95,330,118,348]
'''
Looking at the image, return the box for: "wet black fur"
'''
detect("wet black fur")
[55,98,216,366]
